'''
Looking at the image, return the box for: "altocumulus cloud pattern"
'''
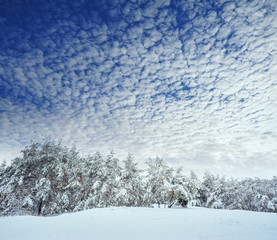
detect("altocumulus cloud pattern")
[0,0,276,177]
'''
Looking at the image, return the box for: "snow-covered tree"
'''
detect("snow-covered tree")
[1,140,276,216]
[165,168,193,208]
[0,159,7,175]
[0,140,83,215]
[144,157,173,207]
[117,154,145,207]
[82,151,104,209]
[98,151,122,207]
[199,172,223,208]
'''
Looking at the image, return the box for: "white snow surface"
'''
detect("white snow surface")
[1,207,277,240]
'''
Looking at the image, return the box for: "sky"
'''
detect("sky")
[0,0,276,178]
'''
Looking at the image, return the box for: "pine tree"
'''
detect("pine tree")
[188,171,201,206]
[83,151,104,209]
[145,157,174,207]
[0,159,7,175]
[98,151,122,207]
[0,140,83,215]
[118,154,145,206]
[1,140,277,215]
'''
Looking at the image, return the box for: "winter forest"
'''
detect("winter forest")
[0,140,276,216]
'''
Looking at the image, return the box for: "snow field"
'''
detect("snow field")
[0,207,277,240]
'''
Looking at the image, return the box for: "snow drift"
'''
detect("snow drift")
[1,207,277,240]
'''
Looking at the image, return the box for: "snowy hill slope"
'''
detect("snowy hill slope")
[0,207,277,240]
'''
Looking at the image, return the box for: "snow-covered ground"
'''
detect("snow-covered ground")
[1,207,277,240]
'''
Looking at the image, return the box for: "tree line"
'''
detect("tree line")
[0,140,276,216]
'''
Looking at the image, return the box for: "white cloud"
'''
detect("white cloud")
[0,0,276,178]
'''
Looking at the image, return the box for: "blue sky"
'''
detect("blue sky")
[0,0,276,178]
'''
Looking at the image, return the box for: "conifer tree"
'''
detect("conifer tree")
[145,157,174,207]
[1,140,277,215]
[98,151,122,207]
[83,151,104,209]
[118,154,145,206]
